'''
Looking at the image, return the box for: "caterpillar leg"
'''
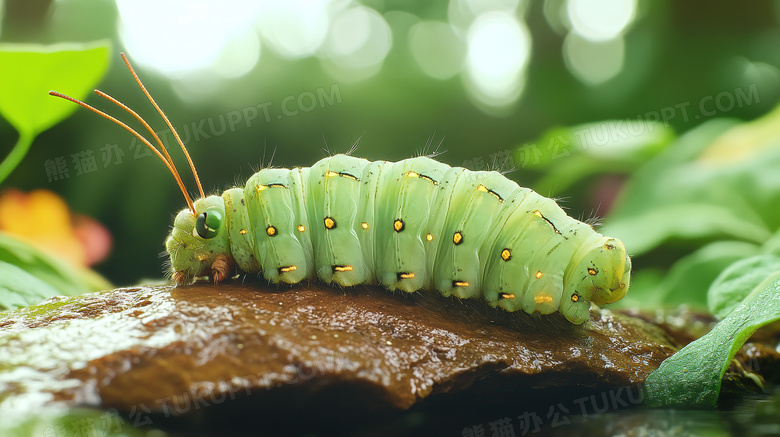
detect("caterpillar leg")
[211,253,235,284]
[172,270,188,284]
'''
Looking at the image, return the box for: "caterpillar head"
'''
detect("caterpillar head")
[560,236,631,324]
[165,196,231,283]
[48,54,237,283]
[46,53,224,281]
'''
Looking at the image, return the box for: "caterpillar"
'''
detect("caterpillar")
[49,53,631,325]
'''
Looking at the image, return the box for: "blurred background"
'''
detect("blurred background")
[1,0,780,287]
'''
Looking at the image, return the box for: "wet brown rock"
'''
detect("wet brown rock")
[0,282,680,435]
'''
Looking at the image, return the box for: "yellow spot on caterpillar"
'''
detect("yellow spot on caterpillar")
[298,225,306,232]
[426,233,433,242]
[571,293,580,302]
[535,271,543,279]
[280,266,297,273]
[534,294,553,304]
[407,171,438,184]
[240,229,247,235]
[326,170,358,180]
[500,293,515,299]
[334,265,353,272]
[477,184,504,202]
[453,281,469,287]
[422,176,436,184]
[588,268,597,275]
[453,231,463,245]
[196,253,209,262]
[532,209,561,234]
[501,248,511,261]
[399,272,415,279]
[257,184,268,192]
[266,225,277,237]
[393,219,405,232]
[324,217,336,229]
[361,222,369,229]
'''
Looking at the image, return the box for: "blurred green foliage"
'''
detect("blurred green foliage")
[0,232,112,310]
[604,105,780,311]
[0,407,161,437]
[0,42,112,309]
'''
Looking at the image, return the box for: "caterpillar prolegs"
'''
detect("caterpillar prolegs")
[49,53,631,325]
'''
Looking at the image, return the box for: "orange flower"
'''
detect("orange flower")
[0,189,111,266]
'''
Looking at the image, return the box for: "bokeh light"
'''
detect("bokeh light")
[116,0,536,108]
[209,28,261,79]
[563,33,625,85]
[543,0,569,35]
[553,0,637,85]
[255,0,331,59]
[448,0,521,36]
[408,21,464,80]
[464,11,531,108]
[116,0,261,76]
[566,0,636,42]
[320,5,392,79]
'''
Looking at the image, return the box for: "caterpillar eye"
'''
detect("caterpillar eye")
[195,207,224,239]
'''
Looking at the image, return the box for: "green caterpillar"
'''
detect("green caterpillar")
[50,54,631,325]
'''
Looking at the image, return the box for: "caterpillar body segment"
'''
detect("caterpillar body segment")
[245,168,313,285]
[165,154,631,324]
[376,157,451,293]
[308,155,369,286]
[223,188,261,274]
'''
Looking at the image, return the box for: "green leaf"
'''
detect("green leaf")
[760,228,780,255]
[655,241,760,309]
[0,261,60,310]
[707,254,780,319]
[602,117,780,255]
[603,204,770,256]
[0,41,110,135]
[518,121,674,196]
[644,277,780,407]
[0,41,111,185]
[0,232,111,310]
